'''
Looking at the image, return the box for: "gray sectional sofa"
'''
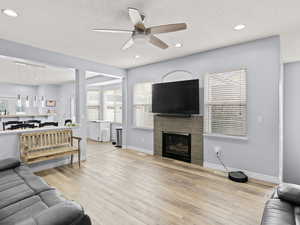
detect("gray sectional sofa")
[261,183,300,225]
[0,158,91,225]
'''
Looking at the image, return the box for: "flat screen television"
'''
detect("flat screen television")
[152,79,199,115]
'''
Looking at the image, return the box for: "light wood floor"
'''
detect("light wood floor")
[36,141,275,225]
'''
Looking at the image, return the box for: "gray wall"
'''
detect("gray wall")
[57,82,76,124]
[126,36,281,178]
[0,83,37,97]
[0,82,76,124]
[283,61,300,184]
[0,83,60,116]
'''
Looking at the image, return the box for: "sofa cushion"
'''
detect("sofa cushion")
[278,183,300,206]
[261,199,295,225]
[39,190,66,207]
[0,196,47,225]
[32,201,84,225]
[15,167,53,194]
[0,158,20,171]
[0,159,91,225]
[0,166,53,210]
[0,170,24,193]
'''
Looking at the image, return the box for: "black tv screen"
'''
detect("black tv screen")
[152,79,199,114]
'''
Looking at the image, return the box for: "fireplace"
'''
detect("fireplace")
[162,132,191,163]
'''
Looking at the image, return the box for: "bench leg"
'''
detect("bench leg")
[71,154,73,166]
[78,150,81,168]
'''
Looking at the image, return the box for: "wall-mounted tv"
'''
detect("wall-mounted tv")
[152,79,199,115]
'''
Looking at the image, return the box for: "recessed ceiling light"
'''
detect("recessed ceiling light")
[135,55,140,59]
[234,24,246,31]
[175,43,182,48]
[1,9,18,17]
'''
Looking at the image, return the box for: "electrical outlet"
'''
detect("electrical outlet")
[214,146,222,156]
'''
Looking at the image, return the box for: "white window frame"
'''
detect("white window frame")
[87,90,101,121]
[204,69,247,138]
[133,82,154,129]
[103,88,122,123]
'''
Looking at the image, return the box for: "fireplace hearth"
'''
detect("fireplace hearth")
[163,132,191,162]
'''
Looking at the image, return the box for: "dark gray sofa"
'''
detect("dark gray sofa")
[261,183,300,225]
[0,158,91,225]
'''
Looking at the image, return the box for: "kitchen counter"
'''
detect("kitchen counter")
[0,114,53,118]
[0,125,79,135]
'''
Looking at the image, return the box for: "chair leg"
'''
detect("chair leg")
[71,154,73,166]
[78,150,81,168]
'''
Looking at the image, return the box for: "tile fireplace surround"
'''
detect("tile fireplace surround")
[154,115,203,165]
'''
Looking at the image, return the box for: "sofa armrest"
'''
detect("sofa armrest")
[16,201,89,225]
[16,215,91,225]
[0,158,20,171]
[277,183,300,205]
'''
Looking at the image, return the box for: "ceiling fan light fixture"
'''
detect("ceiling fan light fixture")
[2,9,18,17]
[93,8,187,50]
[234,24,246,31]
[175,43,182,48]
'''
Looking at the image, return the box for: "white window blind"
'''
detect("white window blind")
[87,90,100,121]
[103,89,122,123]
[133,82,153,129]
[204,70,247,137]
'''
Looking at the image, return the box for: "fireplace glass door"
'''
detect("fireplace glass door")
[162,132,191,162]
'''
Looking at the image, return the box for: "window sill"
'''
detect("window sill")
[132,126,154,131]
[203,133,248,141]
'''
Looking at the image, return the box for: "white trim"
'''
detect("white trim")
[126,145,154,155]
[88,79,122,87]
[204,161,280,184]
[278,55,284,183]
[203,133,248,141]
[131,126,154,131]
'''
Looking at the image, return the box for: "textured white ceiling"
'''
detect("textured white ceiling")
[0,0,299,68]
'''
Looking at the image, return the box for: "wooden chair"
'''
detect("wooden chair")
[64,119,72,126]
[10,123,35,130]
[20,129,81,167]
[24,120,41,128]
[3,121,23,130]
[39,122,59,128]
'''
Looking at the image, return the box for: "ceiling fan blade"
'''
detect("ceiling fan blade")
[122,38,135,50]
[147,23,187,34]
[128,8,143,25]
[128,7,145,30]
[92,29,132,34]
[149,35,168,49]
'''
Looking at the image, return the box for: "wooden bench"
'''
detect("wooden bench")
[20,129,82,167]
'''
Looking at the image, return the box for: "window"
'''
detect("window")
[133,82,153,129]
[103,89,122,123]
[204,70,247,137]
[87,90,100,121]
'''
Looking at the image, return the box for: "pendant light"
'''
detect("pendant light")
[17,95,22,107]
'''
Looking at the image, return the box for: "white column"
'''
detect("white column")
[121,76,127,148]
[75,69,87,160]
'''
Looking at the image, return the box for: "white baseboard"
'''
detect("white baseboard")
[126,145,154,155]
[204,161,280,184]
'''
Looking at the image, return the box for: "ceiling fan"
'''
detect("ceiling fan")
[92,8,187,50]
